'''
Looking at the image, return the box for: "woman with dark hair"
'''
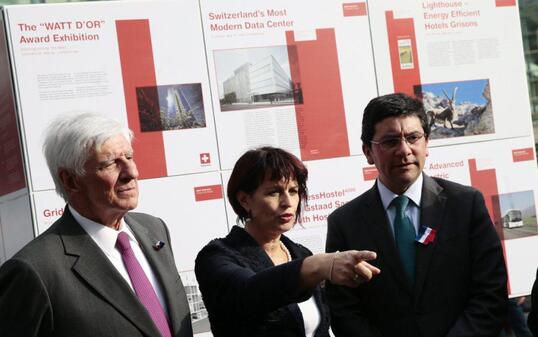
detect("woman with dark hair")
[195,146,380,337]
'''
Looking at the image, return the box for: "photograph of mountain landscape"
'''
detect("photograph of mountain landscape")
[414,79,494,139]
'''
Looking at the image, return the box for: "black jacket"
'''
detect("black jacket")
[195,226,330,337]
[528,268,538,336]
[326,175,507,337]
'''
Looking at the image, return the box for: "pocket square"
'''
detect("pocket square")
[416,225,436,245]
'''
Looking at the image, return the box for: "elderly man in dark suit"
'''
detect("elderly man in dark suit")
[0,112,193,337]
[326,93,507,337]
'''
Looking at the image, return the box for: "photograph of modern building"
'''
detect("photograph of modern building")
[136,83,206,132]
[215,46,302,111]
[181,272,210,334]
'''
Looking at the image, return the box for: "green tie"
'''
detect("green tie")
[392,195,416,285]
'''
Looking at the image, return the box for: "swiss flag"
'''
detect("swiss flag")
[200,153,211,165]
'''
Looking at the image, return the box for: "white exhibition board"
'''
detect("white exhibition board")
[201,0,377,169]
[369,0,533,146]
[1,0,538,333]
[4,0,219,192]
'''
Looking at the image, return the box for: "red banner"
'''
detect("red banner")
[116,19,167,179]
[385,11,421,96]
[286,28,350,161]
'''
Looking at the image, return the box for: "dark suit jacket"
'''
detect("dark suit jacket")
[326,175,507,337]
[195,225,330,337]
[0,207,193,337]
[527,268,538,336]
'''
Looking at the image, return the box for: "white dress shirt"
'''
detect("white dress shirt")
[69,205,169,316]
[298,296,321,337]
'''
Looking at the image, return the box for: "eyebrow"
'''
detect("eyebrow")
[268,183,299,190]
[379,131,421,138]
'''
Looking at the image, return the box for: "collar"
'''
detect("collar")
[69,205,137,255]
[377,173,423,210]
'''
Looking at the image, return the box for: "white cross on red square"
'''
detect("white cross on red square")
[200,153,211,164]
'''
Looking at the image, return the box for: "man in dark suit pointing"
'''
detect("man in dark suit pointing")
[326,93,507,337]
[0,112,193,337]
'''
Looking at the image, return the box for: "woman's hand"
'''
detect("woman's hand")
[300,251,380,289]
[328,251,380,288]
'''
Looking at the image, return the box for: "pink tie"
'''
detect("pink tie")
[116,232,172,337]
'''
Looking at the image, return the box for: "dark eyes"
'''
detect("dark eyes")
[406,133,423,143]
[380,138,400,148]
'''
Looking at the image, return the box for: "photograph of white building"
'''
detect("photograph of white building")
[216,46,302,111]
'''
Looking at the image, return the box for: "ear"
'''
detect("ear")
[362,144,375,165]
[236,191,251,213]
[59,169,81,195]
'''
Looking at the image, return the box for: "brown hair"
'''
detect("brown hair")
[361,92,430,147]
[227,146,308,224]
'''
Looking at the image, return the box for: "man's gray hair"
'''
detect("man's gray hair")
[42,112,134,201]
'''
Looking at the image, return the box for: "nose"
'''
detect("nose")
[280,192,292,208]
[395,136,413,155]
[120,158,139,180]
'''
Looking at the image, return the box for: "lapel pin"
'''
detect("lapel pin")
[416,225,437,245]
[153,240,165,250]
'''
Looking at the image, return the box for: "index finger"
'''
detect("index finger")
[351,250,377,262]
